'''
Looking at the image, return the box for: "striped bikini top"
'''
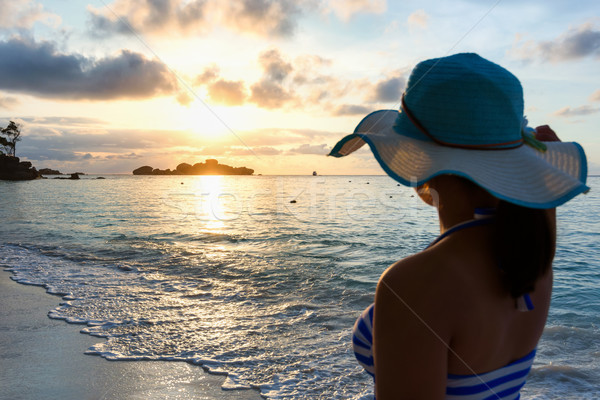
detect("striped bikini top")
[352,212,536,399]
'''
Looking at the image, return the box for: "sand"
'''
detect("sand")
[0,269,262,400]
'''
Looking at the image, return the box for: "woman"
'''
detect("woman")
[329,53,589,399]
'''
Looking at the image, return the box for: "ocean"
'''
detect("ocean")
[0,175,598,399]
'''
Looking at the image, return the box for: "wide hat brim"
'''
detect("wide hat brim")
[329,110,589,209]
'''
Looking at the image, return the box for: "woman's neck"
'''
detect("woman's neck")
[431,177,498,234]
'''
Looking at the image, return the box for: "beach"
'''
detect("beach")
[0,269,262,400]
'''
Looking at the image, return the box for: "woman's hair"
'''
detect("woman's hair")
[493,201,555,298]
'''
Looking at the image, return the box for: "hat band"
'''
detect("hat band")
[400,94,524,150]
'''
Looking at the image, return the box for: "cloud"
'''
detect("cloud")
[0,94,20,110]
[407,9,428,30]
[248,49,297,108]
[287,143,329,155]
[88,0,209,37]
[208,79,248,106]
[326,0,386,21]
[104,152,142,160]
[224,146,283,156]
[223,0,305,37]
[89,0,391,38]
[332,104,372,116]
[195,65,220,85]
[0,37,177,100]
[510,22,600,63]
[191,47,406,113]
[369,75,405,103]
[19,116,105,126]
[89,0,309,38]
[250,80,295,109]
[259,49,293,82]
[176,91,194,106]
[553,105,600,117]
[589,89,600,102]
[24,148,90,162]
[0,0,61,29]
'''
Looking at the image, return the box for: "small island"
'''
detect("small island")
[133,159,254,176]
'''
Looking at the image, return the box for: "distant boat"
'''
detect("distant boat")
[312,171,317,176]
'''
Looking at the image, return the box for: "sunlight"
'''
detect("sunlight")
[181,101,254,141]
[191,176,241,230]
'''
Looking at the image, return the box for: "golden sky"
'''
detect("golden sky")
[1,0,599,174]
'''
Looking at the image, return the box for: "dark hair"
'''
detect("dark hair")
[493,200,555,298]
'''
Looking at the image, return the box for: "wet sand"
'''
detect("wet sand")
[0,269,262,400]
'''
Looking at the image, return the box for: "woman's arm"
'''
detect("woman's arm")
[373,256,451,399]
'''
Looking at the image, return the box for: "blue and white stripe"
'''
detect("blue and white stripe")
[352,303,375,378]
[446,349,536,400]
[351,302,536,399]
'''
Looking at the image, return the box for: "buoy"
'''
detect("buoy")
[290,200,297,203]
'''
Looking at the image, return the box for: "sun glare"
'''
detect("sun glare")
[180,100,262,142]
[190,176,241,230]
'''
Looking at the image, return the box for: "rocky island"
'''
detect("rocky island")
[133,159,254,176]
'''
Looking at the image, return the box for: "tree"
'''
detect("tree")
[1,121,21,157]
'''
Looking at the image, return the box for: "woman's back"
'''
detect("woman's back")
[417,222,552,375]
[372,215,553,398]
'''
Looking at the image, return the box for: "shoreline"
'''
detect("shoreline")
[0,269,263,400]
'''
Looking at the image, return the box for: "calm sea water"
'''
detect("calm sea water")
[0,175,598,399]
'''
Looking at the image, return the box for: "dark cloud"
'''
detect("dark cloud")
[259,49,293,82]
[19,116,105,125]
[0,37,177,100]
[89,0,305,38]
[222,0,304,37]
[287,143,329,155]
[511,23,600,63]
[248,48,296,109]
[88,0,209,37]
[370,76,405,103]
[18,125,202,156]
[23,148,88,162]
[332,104,372,116]
[553,105,600,117]
[104,152,142,160]
[208,79,247,106]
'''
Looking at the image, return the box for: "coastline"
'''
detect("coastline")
[0,269,262,400]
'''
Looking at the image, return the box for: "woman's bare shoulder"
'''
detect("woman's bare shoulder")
[379,247,464,296]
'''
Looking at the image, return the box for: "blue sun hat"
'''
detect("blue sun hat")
[329,53,589,209]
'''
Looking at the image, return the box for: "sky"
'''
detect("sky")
[0,0,599,175]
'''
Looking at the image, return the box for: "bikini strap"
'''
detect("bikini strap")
[426,210,535,312]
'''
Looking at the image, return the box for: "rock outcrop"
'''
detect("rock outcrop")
[39,168,63,175]
[0,155,40,180]
[133,159,254,176]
